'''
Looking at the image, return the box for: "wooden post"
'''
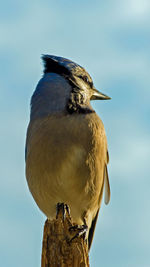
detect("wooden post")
[41,204,89,267]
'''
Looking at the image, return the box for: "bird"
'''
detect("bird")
[25,55,111,250]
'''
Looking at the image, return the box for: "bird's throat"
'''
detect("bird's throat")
[66,90,94,114]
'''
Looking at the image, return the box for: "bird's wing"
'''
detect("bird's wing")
[88,166,105,250]
[25,125,30,162]
[104,151,111,205]
[88,208,100,250]
[88,150,110,250]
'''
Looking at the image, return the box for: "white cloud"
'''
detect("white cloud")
[123,0,150,20]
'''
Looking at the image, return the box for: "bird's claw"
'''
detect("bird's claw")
[56,203,87,242]
[56,202,71,221]
[69,224,88,242]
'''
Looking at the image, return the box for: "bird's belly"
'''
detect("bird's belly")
[26,143,103,225]
[26,114,106,226]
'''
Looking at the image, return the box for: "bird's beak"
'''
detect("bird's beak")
[91,88,111,100]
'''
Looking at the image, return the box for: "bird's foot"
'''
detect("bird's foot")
[56,202,71,221]
[69,224,88,242]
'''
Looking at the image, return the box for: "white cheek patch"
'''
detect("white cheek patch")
[75,77,87,90]
[78,81,88,102]
[82,91,87,102]
[74,77,91,104]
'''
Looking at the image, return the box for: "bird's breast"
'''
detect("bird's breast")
[26,113,107,224]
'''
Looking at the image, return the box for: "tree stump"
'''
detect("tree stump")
[41,203,89,267]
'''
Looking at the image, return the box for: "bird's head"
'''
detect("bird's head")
[31,55,111,119]
[42,55,111,113]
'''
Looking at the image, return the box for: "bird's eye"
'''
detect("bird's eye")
[79,75,89,84]
[83,76,89,83]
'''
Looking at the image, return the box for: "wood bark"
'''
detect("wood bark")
[41,204,89,267]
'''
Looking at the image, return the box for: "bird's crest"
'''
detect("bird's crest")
[42,55,81,75]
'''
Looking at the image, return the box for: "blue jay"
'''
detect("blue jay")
[25,55,110,250]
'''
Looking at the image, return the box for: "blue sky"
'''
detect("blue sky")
[1,1,150,266]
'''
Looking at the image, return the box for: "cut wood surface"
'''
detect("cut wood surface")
[41,204,90,267]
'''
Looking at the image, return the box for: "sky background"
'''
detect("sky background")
[0,0,150,266]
